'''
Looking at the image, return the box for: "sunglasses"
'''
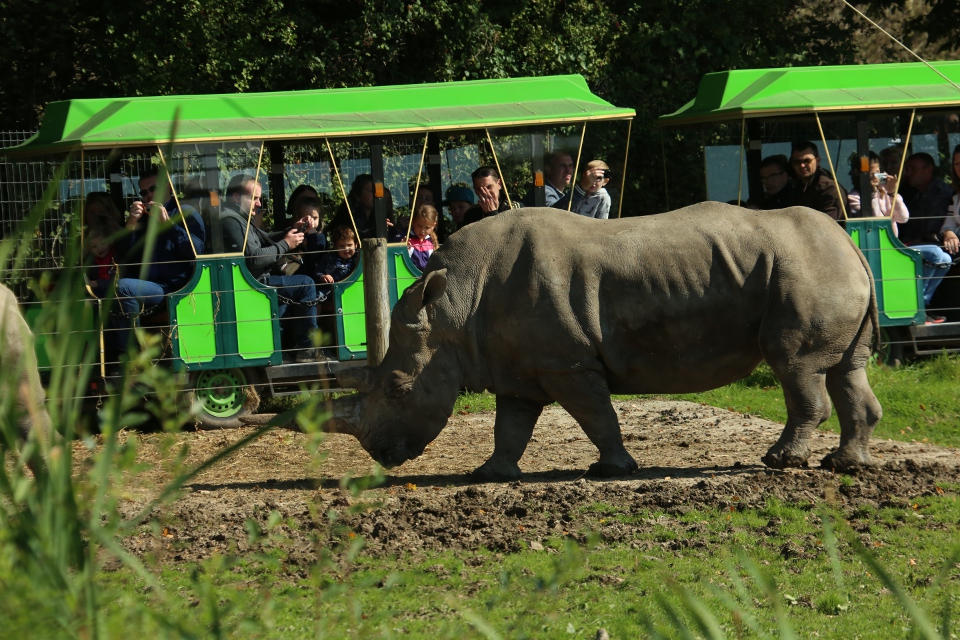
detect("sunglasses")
[139,184,156,198]
[791,157,816,166]
[760,171,785,182]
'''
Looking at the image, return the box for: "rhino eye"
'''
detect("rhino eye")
[385,371,415,398]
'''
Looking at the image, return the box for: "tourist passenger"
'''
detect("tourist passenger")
[930,143,960,319]
[462,167,519,227]
[788,141,847,221]
[83,225,117,299]
[748,155,795,210]
[83,192,122,298]
[407,205,439,270]
[569,160,612,219]
[308,226,360,301]
[83,191,123,232]
[893,152,954,322]
[442,184,475,235]
[112,169,206,358]
[220,174,324,362]
[940,143,960,256]
[847,152,909,235]
[286,184,320,221]
[276,196,327,276]
[899,153,953,245]
[329,174,396,240]
[879,147,905,184]
[523,150,575,208]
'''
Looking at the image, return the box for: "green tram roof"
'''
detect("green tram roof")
[658,60,960,126]
[6,75,634,158]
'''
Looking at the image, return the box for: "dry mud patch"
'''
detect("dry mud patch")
[87,399,959,568]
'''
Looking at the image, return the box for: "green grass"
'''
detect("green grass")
[96,489,960,638]
[663,356,960,448]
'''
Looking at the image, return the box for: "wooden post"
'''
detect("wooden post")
[362,237,390,366]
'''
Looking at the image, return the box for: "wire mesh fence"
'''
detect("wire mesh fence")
[2,129,960,409]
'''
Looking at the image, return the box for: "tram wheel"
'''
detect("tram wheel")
[879,326,908,368]
[187,368,261,429]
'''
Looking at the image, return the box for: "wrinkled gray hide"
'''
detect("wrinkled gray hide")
[1,283,52,443]
[331,204,881,481]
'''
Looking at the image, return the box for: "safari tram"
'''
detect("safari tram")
[1,75,635,427]
[659,59,960,364]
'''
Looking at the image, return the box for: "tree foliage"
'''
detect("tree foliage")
[0,0,889,211]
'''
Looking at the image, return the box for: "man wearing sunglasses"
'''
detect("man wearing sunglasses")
[789,141,847,221]
[110,168,206,366]
[748,155,795,210]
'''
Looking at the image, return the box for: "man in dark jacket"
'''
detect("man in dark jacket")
[112,169,205,359]
[462,167,520,227]
[748,155,796,210]
[220,174,324,362]
[789,141,847,221]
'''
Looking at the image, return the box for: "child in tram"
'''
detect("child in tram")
[407,205,438,270]
[277,196,327,276]
[84,226,117,298]
[308,224,359,302]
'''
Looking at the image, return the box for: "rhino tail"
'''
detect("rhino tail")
[851,238,881,354]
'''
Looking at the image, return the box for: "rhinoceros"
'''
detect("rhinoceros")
[329,204,881,481]
[1,282,52,444]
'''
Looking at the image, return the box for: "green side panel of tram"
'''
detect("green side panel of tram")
[877,229,923,321]
[170,258,281,371]
[26,298,99,372]
[846,219,923,326]
[336,266,367,360]
[231,264,278,361]
[391,247,422,300]
[173,265,217,364]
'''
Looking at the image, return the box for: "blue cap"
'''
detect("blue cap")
[443,185,476,206]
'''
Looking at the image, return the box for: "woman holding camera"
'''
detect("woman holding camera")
[570,159,612,219]
[847,151,909,236]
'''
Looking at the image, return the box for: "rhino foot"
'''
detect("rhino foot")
[820,450,876,473]
[471,459,522,483]
[761,445,811,470]
[587,455,639,478]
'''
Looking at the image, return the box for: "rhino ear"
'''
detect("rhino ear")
[397,269,448,324]
[421,269,447,307]
[336,366,374,393]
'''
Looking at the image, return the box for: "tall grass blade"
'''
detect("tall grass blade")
[654,591,699,640]
[676,586,727,640]
[820,509,846,593]
[739,553,797,640]
[849,538,941,639]
[456,606,504,640]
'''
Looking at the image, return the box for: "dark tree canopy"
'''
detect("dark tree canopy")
[5,0,936,211]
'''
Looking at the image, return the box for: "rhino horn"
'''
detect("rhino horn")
[336,366,375,393]
[323,393,361,435]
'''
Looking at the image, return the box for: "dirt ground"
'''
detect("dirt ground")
[91,399,959,568]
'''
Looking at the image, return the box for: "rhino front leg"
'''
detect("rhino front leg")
[471,395,544,482]
[540,371,638,478]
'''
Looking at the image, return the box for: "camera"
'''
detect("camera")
[602,169,612,180]
[873,172,889,183]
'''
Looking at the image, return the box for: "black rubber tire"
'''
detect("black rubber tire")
[186,368,262,429]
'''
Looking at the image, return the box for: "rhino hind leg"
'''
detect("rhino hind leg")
[821,366,881,472]
[540,371,639,478]
[761,369,831,469]
[471,395,544,482]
